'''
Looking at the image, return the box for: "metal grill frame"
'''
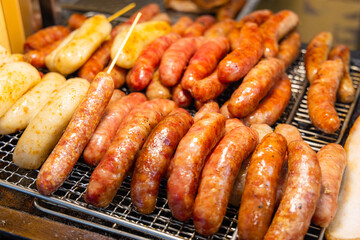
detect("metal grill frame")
[0,49,359,240]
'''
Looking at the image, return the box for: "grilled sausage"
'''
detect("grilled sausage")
[183,15,216,37]
[274,124,302,144]
[204,19,236,39]
[236,9,273,28]
[68,13,87,30]
[171,83,193,108]
[146,69,172,100]
[219,100,234,119]
[193,101,220,122]
[276,31,301,69]
[36,72,114,195]
[171,16,194,36]
[24,39,63,69]
[103,64,127,89]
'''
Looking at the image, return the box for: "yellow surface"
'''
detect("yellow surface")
[0,1,10,51]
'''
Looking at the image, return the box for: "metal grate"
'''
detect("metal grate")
[0,49,359,239]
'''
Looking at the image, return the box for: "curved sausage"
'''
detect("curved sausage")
[264,140,321,240]
[131,110,193,214]
[242,73,291,126]
[329,44,356,103]
[167,112,226,221]
[194,124,258,236]
[146,69,172,100]
[312,143,346,227]
[68,13,87,30]
[171,16,194,36]
[83,92,147,166]
[228,57,285,118]
[127,33,180,91]
[171,83,193,108]
[305,32,333,83]
[183,15,216,37]
[238,132,287,240]
[24,39,62,69]
[218,22,263,83]
[260,10,299,58]
[36,72,114,195]
[204,19,236,39]
[308,59,343,134]
[276,31,301,69]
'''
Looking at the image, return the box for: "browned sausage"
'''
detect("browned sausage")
[264,140,321,240]
[216,0,246,21]
[172,16,194,36]
[36,72,114,195]
[276,31,301,69]
[24,26,70,53]
[127,33,181,91]
[242,73,291,126]
[24,39,62,68]
[68,13,87,30]
[236,9,273,28]
[131,110,193,214]
[193,101,220,122]
[78,40,113,82]
[218,22,263,83]
[308,59,343,134]
[146,69,172,100]
[194,124,258,236]
[167,112,226,221]
[159,37,204,87]
[171,83,193,108]
[260,10,299,58]
[103,64,127,89]
[238,132,287,240]
[312,143,346,227]
[227,27,242,51]
[183,15,216,37]
[224,118,245,133]
[204,19,236,39]
[181,37,230,92]
[228,57,285,118]
[220,100,234,119]
[329,44,356,103]
[305,32,333,83]
[83,92,147,166]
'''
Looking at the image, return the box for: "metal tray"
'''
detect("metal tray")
[0,49,359,239]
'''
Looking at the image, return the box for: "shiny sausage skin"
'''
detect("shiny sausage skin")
[260,10,299,58]
[238,132,287,240]
[159,37,204,87]
[274,124,302,144]
[305,32,333,83]
[276,31,301,69]
[242,73,291,126]
[193,101,220,122]
[24,26,70,53]
[171,16,194,36]
[68,13,87,30]
[224,118,245,134]
[227,27,241,51]
[127,33,180,91]
[183,15,216,37]
[308,59,343,134]
[329,44,356,103]
[131,110,193,214]
[181,37,230,92]
[216,0,246,21]
[228,57,285,118]
[167,112,226,221]
[146,69,172,100]
[103,64,127,89]
[171,83,193,108]
[83,92,147,166]
[220,100,234,119]
[218,22,263,83]
[36,72,114,195]
[312,143,346,227]
[194,124,258,236]
[78,40,113,82]
[236,9,273,28]
[204,19,236,39]
[24,39,62,68]
[84,109,163,208]
[264,140,321,240]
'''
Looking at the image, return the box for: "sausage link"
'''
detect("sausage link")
[171,83,193,108]
[276,31,301,69]
[228,57,285,118]
[312,143,346,227]
[183,15,216,37]
[218,22,263,83]
[103,64,127,89]
[238,132,287,240]
[131,110,193,214]
[216,0,246,21]
[227,27,241,51]
[274,124,302,144]
[305,32,333,84]
[78,40,113,82]
[225,118,245,133]
[260,10,299,58]
[84,109,163,207]
[264,140,321,240]
[159,37,203,87]
[242,73,292,126]
[181,37,230,93]
[204,19,236,39]
[68,13,87,30]
[127,33,180,91]
[220,100,234,119]
[193,101,220,122]
[167,112,226,221]
[172,16,194,36]
[36,72,114,195]
[308,59,343,134]
[24,26,70,53]
[146,69,172,100]
[329,44,356,103]
[236,9,273,28]
[24,39,62,68]
[83,92,147,166]
[194,124,258,236]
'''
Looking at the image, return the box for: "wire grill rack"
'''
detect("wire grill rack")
[0,49,359,239]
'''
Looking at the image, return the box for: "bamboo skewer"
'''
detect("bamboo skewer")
[107,3,136,22]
